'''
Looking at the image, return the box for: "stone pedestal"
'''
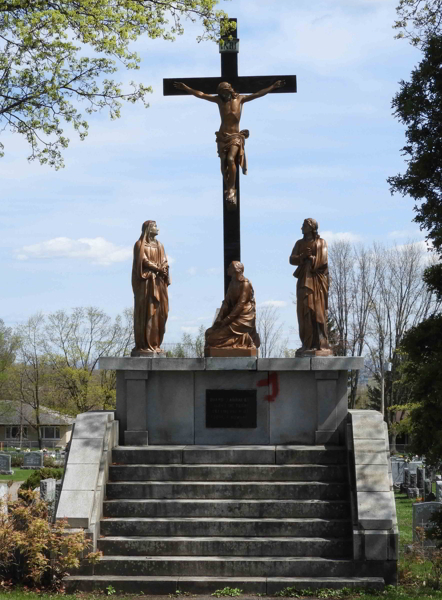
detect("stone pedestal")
[100,356,364,446]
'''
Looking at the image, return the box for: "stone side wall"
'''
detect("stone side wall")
[347,410,398,585]
[56,411,119,550]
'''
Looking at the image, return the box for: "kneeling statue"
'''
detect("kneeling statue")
[205,261,260,356]
[289,218,332,357]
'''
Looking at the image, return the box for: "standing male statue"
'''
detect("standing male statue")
[290,218,332,357]
[174,80,285,209]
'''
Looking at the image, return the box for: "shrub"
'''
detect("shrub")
[11,454,24,468]
[19,468,63,492]
[0,489,96,589]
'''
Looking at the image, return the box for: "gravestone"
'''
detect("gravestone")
[391,458,405,484]
[23,452,43,469]
[0,482,7,514]
[40,478,56,503]
[410,473,417,488]
[417,467,425,490]
[437,481,442,503]
[424,479,432,500]
[409,461,423,474]
[404,468,410,486]
[413,502,442,546]
[0,453,13,475]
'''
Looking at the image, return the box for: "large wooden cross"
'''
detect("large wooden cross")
[164,19,297,294]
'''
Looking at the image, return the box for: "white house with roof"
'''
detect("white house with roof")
[0,401,74,448]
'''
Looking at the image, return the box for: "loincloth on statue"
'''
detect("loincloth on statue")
[215,130,249,175]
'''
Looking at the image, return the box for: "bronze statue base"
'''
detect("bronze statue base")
[295,348,333,357]
[131,349,166,357]
[205,347,258,357]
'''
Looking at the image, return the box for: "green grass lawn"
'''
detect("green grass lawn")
[0,468,31,482]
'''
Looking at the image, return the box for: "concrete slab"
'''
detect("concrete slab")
[354,452,388,465]
[56,490,95,528]
[151,358,205,371]
[205,357,257,370]
[74,413,112,439]
[365,530,388,561]
[269,371,316,445]
[68,438,104,464]
[147,371,194,444]
[194,371,269,444]
[99,357,152,371]
[355,464,391,492]
[257,358,311,371]
[357,492,395,529]
[63,463,100,491]
[312,357,364,371]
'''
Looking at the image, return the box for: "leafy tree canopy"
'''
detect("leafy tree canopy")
[399,314,442,466]
[0,0,229,168]
[388,36,442,257]
[394,0,442,47]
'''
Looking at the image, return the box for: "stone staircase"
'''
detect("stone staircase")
[65,445,386,595]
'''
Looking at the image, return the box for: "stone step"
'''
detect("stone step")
[112,445,347,465]
[108,464,347,482]
[90,556,386,578]
[106,481,349,500]
[103,498,351,519]
[65,575,385,595]
[100,517,352,538]
[97,536,352,558]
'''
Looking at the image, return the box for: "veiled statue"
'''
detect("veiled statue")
[131,220,170,356]
[205,261,260,356]
[174,80,285,209]
[289,219,332,357]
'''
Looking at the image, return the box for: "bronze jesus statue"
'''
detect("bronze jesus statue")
[174,79,285,209]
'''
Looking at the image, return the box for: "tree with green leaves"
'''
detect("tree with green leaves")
[0,318,20,393]
[0,0,229,168]
[394,0,442,47]
[399,314,442,466]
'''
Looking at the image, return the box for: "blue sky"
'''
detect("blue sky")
[0,0,424,347]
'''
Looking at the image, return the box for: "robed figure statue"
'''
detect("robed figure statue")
[131,220,170,356]
[289,219,332,357]
[205,261,261,356]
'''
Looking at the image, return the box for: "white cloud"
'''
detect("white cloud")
[187,267,197,276]
[388,229,423,239]
[181,326,199,334]
[16,237,132,266]
[259,300,288,308]
[167,255,176,265]
[206,267,221,275]
[322,231,362,243]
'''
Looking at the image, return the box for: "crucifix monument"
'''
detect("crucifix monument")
[164,18,297,294]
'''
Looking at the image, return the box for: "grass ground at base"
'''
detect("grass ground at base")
[1,590,442,600]
[0,469,29,482]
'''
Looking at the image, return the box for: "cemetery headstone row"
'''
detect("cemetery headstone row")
[23,452,44,469]
[0,453,12,475]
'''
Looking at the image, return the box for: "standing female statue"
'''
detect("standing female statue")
[131,220,170,356]
[289,219,332,357]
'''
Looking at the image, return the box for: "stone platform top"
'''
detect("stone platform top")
[99,356,364,372]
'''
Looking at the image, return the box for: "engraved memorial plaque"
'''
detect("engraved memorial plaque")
[206,389,257,428]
